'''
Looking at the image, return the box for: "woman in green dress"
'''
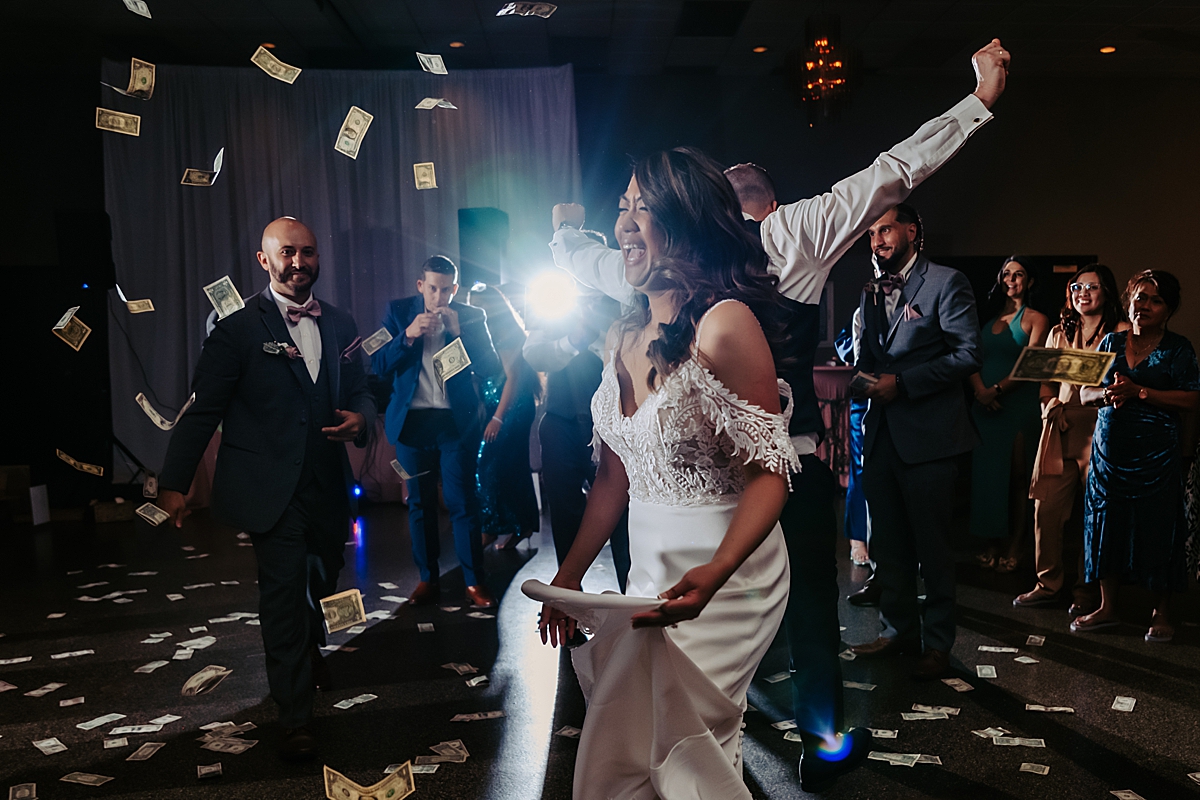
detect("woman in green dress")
[968,257,1050,572]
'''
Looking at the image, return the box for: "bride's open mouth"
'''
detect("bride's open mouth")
[622,241,647,268]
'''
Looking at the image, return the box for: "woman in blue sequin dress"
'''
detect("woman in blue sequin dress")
[468,285,541,549]
[1076,270,1200,643]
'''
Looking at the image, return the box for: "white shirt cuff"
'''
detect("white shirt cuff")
[949,94,993,135]
[557,335,580,358]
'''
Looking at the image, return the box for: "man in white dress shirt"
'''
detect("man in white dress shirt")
[545,38,1010,792]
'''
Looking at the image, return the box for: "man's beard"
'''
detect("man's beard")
[875,242,913,275]
[272,263,319,289]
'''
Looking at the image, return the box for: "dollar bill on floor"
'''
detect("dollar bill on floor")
[320,588,366,633]
[197,763,222,779]
[416,52,447,74]
[127,742,165,761]
[251,45,301,83]
[104,737,129,749]
[466,612,495,620]
[976,665,997,679]
[465,675,489,687]
[135,503,170,526]
[916,755,942,765]
[451,710,504,722]
[52,306,92,351]
[912,705,959,716]
[1026,704,1074,713]
[126,57,155,98]
[181,665,232,697]
[135,660,168,673]
[843,681,876,691]
[430,739,469,759]
[181,147,226,186]
[1109,792,1145,800]
[867,752,919,767]
[51,649,94,659]
[770,720,797,731]
[1112,696,1136,712]
[418,622,435,633]
[497,2,557,17]
[868,729,898,738]
[96,107,140,136]
[122,0,151,18]
[978,646,1018,653]
[55,449,103,476]
[411,764,439,774]
[360,327,393,356]
[25,682,67,697]
[59,696,85,707]
[110,724,163,735]
[1189,772,1200,786]
[902,712,948,721]
[941,677,974,692]
[433,337,471,385]
[1010,345,1115,386]
[783,730,802,742]
[324,762,414,800]
[1020,763,1050,775]
[1014,656,1039,664]
[414,161,437,190]
[33,738,67,755]
[1026,635,1045,646]
[838,649,856,661]
[334,106,374,159]
[201,738,257,754]
[60,773,113,786]
[555,726,582,738]
[8,784,36,800]
[763,671,789,684]
[203,275,245,319]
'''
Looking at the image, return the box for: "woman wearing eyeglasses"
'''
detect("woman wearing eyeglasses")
[968,257,1050,572]
[1014,265,1127,615]
[1075,270,1200,642]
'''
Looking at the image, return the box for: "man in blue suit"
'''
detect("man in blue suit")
[849,204,982,680]
[159,217,376,761]
[372,255,501,609]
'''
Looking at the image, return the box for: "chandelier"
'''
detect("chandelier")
[797,36,848,102]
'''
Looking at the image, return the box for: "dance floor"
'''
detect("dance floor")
[1,499,1197,799]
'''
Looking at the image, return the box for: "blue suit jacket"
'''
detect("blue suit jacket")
[160,288,376,532]
[372,295,501,445]
[858,255,981,464]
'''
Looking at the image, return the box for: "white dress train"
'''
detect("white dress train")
[524,300,798,800]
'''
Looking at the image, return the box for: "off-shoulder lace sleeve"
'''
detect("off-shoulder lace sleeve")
[691,362,801,486]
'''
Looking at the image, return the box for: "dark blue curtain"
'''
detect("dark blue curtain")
[101,60,580,479]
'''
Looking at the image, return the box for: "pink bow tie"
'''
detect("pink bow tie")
[878,273,905,296]
[286,298,322,324]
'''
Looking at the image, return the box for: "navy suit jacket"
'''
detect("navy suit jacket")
[858,255,981,464]
[372,296,501,445]
[160,287,376,532]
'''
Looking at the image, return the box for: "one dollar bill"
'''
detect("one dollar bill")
[320,588,366,634]
[413,161,437,190]
[52,306,91,351]
[334,106,374,159]
[135,392,195,430]
[251,46,301,84]
[433,337,471,385]
[127,58,155,98]
[135,503,170,526]
[416,52,447,74]
[203,275,245,319]
[96,107,140,136]
[361,327,393,356]
[323,762,414,800]
[181,147,225,187]
[56,449,103,476]
[1010,346,1115,386]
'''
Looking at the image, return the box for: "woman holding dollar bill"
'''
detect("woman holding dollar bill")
[1076,270,1200,643]
[1015,264,1126,615]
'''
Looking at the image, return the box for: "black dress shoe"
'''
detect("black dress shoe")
[849,636,920,658]
[847,576,882,607]
[310,647,333,692]
[910,648,951,681]
[798,727,871,793]
[279,726,317,762]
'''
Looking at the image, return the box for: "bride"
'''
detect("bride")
[527,147,799,799]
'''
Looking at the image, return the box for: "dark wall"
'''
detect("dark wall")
[572,69,1200,352]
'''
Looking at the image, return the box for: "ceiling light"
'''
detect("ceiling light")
[752,46,768,53]
[449,41,465,48]
[261,43,276,49]
[1100,46,1116,54]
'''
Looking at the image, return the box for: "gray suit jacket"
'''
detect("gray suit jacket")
[858,255,981,464]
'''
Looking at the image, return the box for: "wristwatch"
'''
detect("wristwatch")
[1138,387,1149,400]
[894,372,908,398]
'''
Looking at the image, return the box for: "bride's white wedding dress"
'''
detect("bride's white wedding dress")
[524,300,797,800]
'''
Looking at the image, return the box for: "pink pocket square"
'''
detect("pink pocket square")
[903,303,922,321]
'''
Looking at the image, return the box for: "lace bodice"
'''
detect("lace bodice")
[591,307,799,506]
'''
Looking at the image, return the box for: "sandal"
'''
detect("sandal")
[1070,615,1119,633]
[996,556,1020,574]
[1145,613,1174,643]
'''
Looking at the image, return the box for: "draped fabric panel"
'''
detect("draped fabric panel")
[101,60,580,478]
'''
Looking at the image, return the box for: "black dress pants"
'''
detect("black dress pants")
[249,486,347,729]
[540,412,630,591]
[778,453,845,740]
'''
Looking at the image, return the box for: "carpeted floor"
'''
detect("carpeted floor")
[1,497,1197,799]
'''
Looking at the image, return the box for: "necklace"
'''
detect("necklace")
[1129,330,1162,362]
[1078,317,1103,347]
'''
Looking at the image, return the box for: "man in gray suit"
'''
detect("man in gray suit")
[849,203,981,680]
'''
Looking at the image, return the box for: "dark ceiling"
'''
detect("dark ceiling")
[14,0,1200,76]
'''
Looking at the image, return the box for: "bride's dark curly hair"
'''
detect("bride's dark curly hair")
[619,146,798,389]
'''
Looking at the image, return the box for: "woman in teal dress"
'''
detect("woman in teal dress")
[1076,270,1200,642]
[968,257,1050,572]
[468,285,541,550]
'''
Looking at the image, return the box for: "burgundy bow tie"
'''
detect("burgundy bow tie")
[286,298,321,324]
[878,273,905,296]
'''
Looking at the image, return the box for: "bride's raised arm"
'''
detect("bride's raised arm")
[631,299,792,629]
